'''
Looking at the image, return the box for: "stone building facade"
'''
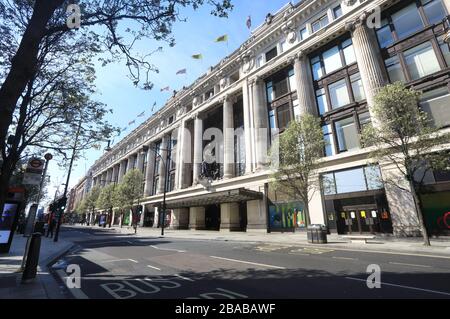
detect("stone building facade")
[78,0,450,237]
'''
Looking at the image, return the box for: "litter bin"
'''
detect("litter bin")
[34,222,45,235]
[307,224,328,244]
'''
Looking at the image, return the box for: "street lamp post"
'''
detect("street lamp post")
[54,116,82,243]
[146,145,171,236]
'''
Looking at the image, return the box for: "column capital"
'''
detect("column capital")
[345,10,373,33]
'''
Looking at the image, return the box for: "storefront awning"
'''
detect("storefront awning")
[153,188,263,209]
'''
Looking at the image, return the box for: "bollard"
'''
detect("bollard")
[21,233,42,283]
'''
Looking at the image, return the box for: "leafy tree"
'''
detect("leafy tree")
[0,24,115,215]
[114,169,144,226]
[96,183,117,226]
[84,185,101,221]
[269,114,326,226]
[0,0,232,219]
[74,198,87,215]
[362,82,450,246]
[0,0,233,160]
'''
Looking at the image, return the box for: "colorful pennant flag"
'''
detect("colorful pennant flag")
[215,34,228,43]
[137,111,145,118]
[151,102,157,112]
[192,54,203,60]
[160,86,170,92]
[128,120,135,126]
[246,16,252,30]
[176,68,187,75]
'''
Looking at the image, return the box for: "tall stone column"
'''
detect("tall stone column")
[220,202,240,231]
[136,150,145,173]
[106,169,112,184]
[189,207,205,230]
[346,17,388,127]
[112,165,119,184]
[157,135,169,194]
[140,204,146,227]
[154,207,160,228]
[242,79,253,174]
[174,124,183,190]
[252,77,269,170]
[144,143,156,196]
[118,160,126,182]
[294,51,317,116]
[171,208,189,230]
[223,95,235,179]
[126,154,136,172]
[193,114,203,185]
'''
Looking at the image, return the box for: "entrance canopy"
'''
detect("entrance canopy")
[153,188,263,209]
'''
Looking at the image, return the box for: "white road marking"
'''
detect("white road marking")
[288,252,311,256]
[209,256,286,269]
[345,277,450,296]
[150,245,186,253]
[388,262,431,268]
[292,246,450,260]
[103,259,139,264]
[332,256,358,261]
[147,265,161,271]
[55,269,89,299]
[174,274,195,282]
[216,288,249,298]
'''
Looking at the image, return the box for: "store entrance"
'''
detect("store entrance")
[205,204,220,230]
[339,205,381,234]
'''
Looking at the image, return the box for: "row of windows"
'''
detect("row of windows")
[322,111,371,157]
[322,165,384,196]
[376,0,447,48]
[311,38,356,81]
[256,3,344,69]
[384,37,450,83]
[316,72,366,115]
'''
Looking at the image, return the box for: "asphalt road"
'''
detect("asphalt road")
[51,226,450,299]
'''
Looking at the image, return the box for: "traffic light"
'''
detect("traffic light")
[52,196,67,217]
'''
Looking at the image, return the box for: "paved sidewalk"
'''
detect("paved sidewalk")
[0,233,73,299]
[107,225,450,257]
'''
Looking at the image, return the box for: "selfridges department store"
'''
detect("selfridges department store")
[76,0,450,237]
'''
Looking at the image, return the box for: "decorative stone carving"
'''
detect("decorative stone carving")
[220,78,228,90]
[343,0,358,7]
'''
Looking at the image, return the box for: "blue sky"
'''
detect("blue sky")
[47,0,298,201]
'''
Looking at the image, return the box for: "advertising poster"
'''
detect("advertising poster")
[0,203,19,244]
[269,201,305,231]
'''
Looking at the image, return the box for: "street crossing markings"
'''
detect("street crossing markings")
[345,277,450,296]
[209,256,286,269]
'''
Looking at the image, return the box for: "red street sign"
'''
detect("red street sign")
[30,159,43,168]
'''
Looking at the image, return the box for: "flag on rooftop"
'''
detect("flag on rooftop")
[215,34,228,43]
[176,68,187,75]
[246,16,252,30]
[137,111,145,118]
[160,86,170,92]
[128,120,135,126]
[192,54,203,60]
